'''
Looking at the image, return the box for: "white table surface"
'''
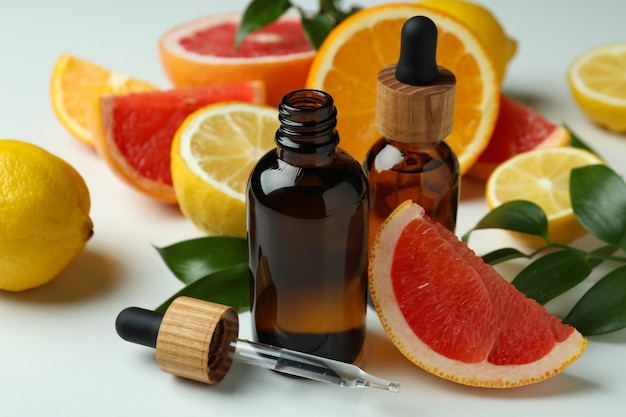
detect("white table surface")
[1,1,625,416]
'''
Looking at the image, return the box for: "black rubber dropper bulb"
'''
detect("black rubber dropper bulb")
[116,307,164,349]
[395,15,439,86]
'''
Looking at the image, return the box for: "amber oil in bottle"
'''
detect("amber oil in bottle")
[247,89,368,364]
[365,16,460,246]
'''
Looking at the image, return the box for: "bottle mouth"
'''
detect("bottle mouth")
[277,89,339,153]
[281,89,333,110]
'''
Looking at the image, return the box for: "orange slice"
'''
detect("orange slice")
[369,201,587,388]
[50,53,157,146]
[305,3,499,171]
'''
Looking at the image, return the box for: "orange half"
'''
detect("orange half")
[306,3,499,172]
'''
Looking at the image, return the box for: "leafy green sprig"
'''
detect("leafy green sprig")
[235,0,360,49]
[462,163,626,336]
[460,129,626,336]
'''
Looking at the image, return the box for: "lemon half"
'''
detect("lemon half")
[171,102,279,237]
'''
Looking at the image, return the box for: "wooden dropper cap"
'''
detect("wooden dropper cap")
[375,16,456,143]
[116,296,239,385]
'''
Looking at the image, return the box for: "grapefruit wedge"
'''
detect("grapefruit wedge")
[92,82,265,203]
[369,201,587,388]
[467,93,570,181]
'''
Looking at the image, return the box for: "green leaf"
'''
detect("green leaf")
[462,200,550,243]
[319,0,361,22]
[587,244,620,268]
[482,247,531,265]
[563,265,626,335]
[571,164,626,250]
[155,264,252,314]
[154,236,248,285]
[235,0,292,49]
[299,12,335,49]
[565,124,600,155]
[511,249,592,305]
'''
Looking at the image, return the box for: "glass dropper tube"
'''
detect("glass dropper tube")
[232,338,400,392]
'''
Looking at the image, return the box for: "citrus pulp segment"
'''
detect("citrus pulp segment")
[171,102,279,237]
[568,42,626,132]
[486,146,604,245]
[92,83,265,203]
[468,94,571,181]
[159,13,315,107]
[50,53,157,146]
[369,201,587,388]
[305,3,499,171]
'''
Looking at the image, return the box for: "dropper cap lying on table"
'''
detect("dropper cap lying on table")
[116,296,400,392]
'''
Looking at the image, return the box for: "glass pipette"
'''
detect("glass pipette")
[232,338,400,392]
[115,297,400,393]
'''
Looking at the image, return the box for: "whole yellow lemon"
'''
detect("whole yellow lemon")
[0,140,93,291]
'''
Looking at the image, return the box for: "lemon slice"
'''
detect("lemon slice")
[486,147,604,245]
[171,102,279,237]
[568,42,626,133]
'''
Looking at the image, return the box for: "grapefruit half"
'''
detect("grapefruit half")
[92,82,265,203]
[467,93,570,181]
[369,201,587,388]
[159,13,315,107]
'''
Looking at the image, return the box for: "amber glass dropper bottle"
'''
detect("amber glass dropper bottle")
[365,16,459,246]
[247,89,368,364]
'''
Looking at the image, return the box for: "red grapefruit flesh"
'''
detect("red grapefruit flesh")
[93,82,265,203]
[369,201,587,387]
[467,93,570,180]
[159,13,315,106]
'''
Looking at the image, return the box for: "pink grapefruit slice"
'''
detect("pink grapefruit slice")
[369,201,587,388]
[92,82,265,203]
[468,93,570,181]
[159,13,315,107]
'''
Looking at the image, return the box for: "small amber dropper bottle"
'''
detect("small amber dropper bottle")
[365,16,460,245]
[247,89,368,364]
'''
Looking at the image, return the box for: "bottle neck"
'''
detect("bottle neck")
[276,90,339,165]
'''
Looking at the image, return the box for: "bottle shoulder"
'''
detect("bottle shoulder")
[248,149,367,209]
[365,138,459,174]
[251,148,365,181]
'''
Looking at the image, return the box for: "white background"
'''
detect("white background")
[1,0,625,416]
